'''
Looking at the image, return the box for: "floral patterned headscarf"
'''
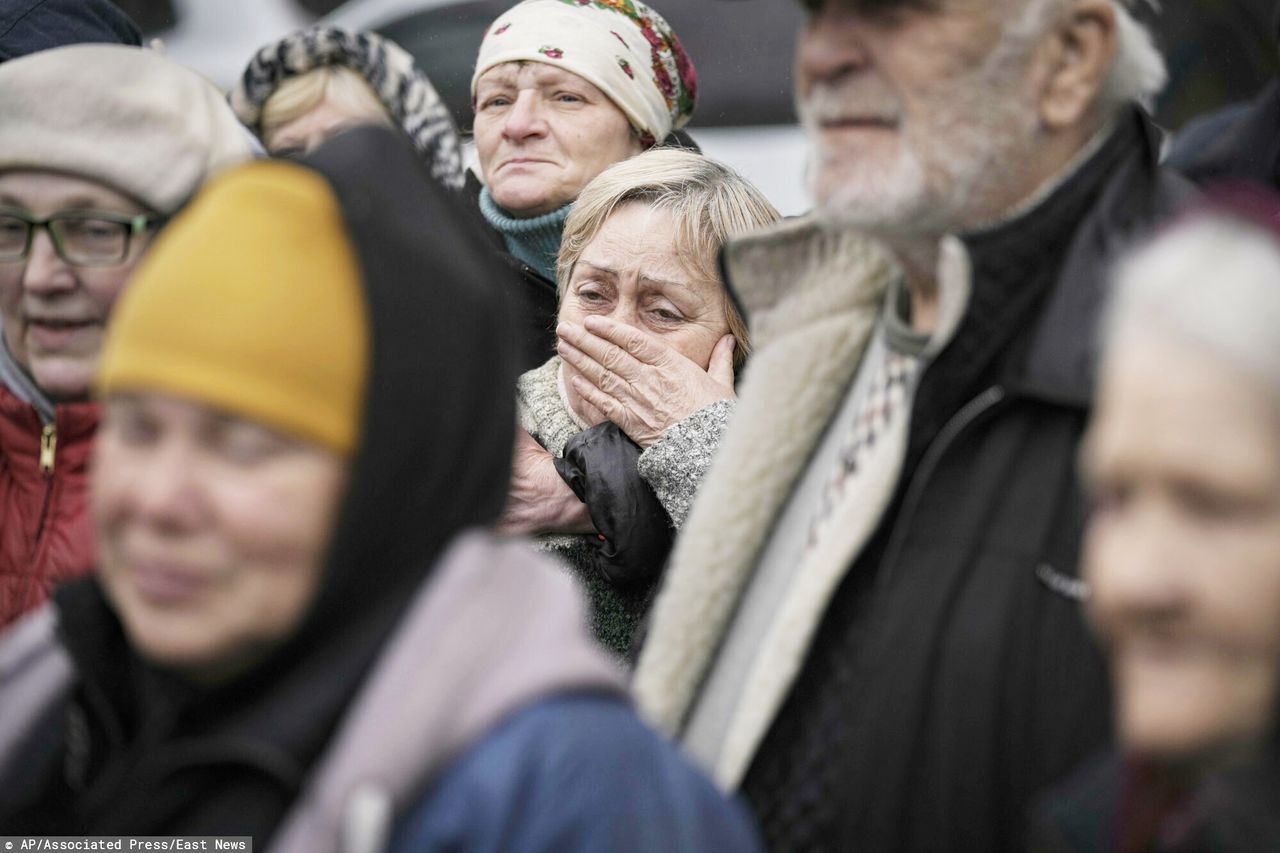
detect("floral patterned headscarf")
[471,0,697,145]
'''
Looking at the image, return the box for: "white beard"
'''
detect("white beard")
[800,39,1042,237]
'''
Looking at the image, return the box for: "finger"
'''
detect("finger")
[557,339,631,400]
[558,321,642,381]
[572,393,609,430]
[708,335,737,387]
[581,315,672,366]
[570,375,628,428]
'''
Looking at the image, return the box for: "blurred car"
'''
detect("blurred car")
[147,0,313,90]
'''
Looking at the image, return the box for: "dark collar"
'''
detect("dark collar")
[946,108,1193,412]
[1009,109,1197,408]
[913,108,1162,444]
[1177,77,1280,189]
[51,576,382,833]
[909,108,1193,460]
[463,170,507,254]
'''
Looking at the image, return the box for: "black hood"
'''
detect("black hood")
[0,0,142,63]
[297,124,518,637]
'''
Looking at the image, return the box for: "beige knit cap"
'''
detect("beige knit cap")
[0,44,254,215]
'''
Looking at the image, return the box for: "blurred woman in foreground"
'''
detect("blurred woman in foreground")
[1036,189,1280,851]
[0,127,759,851]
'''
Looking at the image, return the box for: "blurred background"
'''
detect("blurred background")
[111,0,1280,215]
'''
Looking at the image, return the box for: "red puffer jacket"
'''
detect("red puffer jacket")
[0,383,98,628]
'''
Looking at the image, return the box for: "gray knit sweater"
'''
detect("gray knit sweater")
[516,356,734,656]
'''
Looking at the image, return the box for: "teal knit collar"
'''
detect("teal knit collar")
[478,187,571,283]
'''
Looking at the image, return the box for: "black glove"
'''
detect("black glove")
[554,422,675,588]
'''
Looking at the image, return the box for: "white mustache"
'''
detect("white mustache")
[798,83,902,127]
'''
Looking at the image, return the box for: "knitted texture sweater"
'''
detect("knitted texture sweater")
[516,356,734,656]
[478,188,570,284]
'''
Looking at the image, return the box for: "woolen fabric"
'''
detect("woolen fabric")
[0,44,253,214]
[518,356,734,656]
[99,163,370,456]
[478,187,571,284]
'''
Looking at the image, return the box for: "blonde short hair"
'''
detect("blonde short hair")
[260,65,390,147]
[557,149,780,368]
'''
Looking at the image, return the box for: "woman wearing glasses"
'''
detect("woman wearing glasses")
[0,44,252,629]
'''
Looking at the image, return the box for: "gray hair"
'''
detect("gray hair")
[1007,0,1167,112]
[1105,213,1280,396]
[557,148,781,367]
[1103,1,1167,109]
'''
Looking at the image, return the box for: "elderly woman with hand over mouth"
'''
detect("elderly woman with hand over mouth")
[470,0,697,371]
[505,148,778,656]
[1035,189,1280,852]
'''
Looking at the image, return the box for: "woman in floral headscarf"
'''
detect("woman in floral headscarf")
[468,0,698,373]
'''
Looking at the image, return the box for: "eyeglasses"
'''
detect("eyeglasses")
[0,208,164,267]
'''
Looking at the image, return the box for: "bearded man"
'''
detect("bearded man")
[623,1,1191,850]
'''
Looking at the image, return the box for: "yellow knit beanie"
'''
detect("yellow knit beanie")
[98,160,369,455]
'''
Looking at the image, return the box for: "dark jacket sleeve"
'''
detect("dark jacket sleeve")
[390,695,762,853]
[554,423,674,587]
[0,0,141,62]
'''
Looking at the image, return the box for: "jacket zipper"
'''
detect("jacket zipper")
[32,423,58,549]
[873,385,1008,597]
[40,423,57,474]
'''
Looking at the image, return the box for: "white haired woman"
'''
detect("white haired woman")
[469,0,698,371]
[1034,187,1280,851]
[503,148,778,655]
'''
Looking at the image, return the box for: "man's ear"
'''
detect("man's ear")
[1036,0,1118,130]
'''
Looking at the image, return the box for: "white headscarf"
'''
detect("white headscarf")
[472,0,697,144]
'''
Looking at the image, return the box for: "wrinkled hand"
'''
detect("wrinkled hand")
[557,316,736,449]
[497,429,595,536]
